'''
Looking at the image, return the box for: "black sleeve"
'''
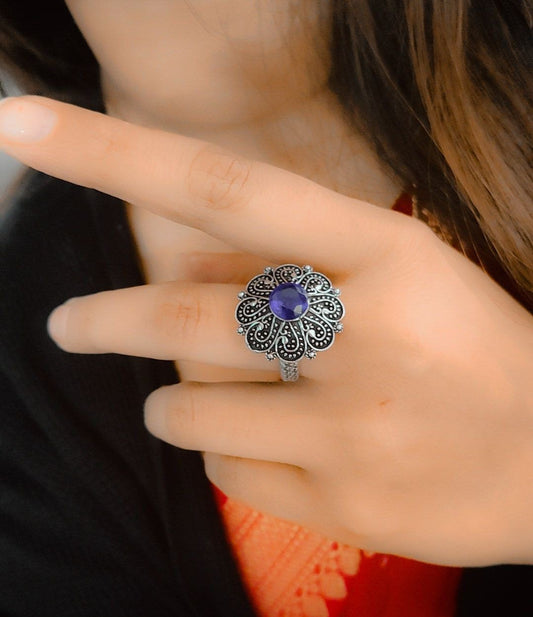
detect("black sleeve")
[456,565,533,617]
[0,369,194,617]
[0,172,189,616]
[0,172,257,617]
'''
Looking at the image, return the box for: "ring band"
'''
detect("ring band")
[236,265,345,381]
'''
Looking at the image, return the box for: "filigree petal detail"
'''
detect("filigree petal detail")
[308,294,345,322]
[302,312,335,351]
[275,320,306,361]
[299,271,333,293]
[236,296,270,325]
[274,264,303,284]
[246,273,277,298]
[245,313,280,353]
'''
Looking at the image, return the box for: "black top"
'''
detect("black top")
[0,171,531,616]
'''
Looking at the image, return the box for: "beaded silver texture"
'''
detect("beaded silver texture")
[236,265,345,381]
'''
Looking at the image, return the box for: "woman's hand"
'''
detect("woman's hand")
[1,96,532,567]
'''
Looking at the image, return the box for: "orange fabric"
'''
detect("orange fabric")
[217,490,358,616]
[214,193,461,616]
[214,486,460,617]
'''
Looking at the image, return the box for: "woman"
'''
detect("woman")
[0,1,532,615]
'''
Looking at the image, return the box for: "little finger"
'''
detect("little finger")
[203,453,364,547]
[144,381,326,468]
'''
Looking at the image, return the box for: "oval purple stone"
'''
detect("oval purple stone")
[269,282,309,321]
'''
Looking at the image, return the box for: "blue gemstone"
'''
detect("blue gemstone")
[269,282,309,320]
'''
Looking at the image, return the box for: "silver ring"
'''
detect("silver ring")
[236,264,345,381]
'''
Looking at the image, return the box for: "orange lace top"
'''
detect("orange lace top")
[214,193,462,617]
[213,487,460,617]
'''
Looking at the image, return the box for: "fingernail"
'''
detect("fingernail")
[47,303,70,343]
[0,97,57,143]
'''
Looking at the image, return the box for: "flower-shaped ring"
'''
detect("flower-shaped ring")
[235,265,345,381]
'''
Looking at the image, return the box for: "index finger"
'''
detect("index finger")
[0,96,406,270]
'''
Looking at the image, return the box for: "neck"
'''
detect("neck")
[104,84,402,382]
[102,73,400,208]
[102,79,401,290]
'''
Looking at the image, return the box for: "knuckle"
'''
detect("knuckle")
[379,213,436,267]
[98,132,122,160]
[399,215,441,256]
[186,144,253,215]
[92,124,124,164]
[88,124,131,188]
[151,284,208,346]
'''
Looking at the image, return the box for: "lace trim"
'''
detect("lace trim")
[220,498,361,617]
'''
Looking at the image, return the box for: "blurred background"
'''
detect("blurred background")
[1,75,24,210]
[0,149,22,195]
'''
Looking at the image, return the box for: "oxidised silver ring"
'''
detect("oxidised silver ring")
[235,264,345,381]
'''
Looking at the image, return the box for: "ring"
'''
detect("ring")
[235,264,345,381]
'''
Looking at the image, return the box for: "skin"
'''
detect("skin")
[62,0,401,382]
[1,0,533,566]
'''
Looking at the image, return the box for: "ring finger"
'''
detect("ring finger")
[48,280,273,370]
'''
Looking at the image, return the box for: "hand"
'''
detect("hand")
[1,96,532,567]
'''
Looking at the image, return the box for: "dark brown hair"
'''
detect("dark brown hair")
[1,0,532,308]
